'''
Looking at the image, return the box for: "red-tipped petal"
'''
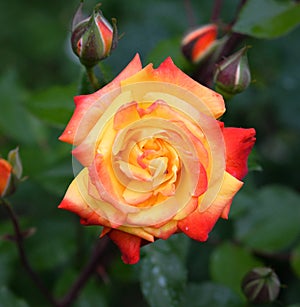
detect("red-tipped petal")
[108,229,142,264]
[59,54,142,145]
[223,127,256,180]
[178,172,243,240]
[122,57,225,119]
[0,159,12,196]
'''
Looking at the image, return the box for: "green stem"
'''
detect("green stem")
[0,199,59,307]
[86,66,100,91]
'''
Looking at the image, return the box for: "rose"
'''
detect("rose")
[59,54,255,264]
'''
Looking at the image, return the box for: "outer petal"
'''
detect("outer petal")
[108,229,142,264]
[59,54,142,145]
[143,220,178,240]
[58,176,111,227]
[178,172,243,241]
[121,57,225,119]
[222,127,256,180]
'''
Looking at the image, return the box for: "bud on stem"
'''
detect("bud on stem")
[214,46,251,99]
[71,3,118,68]
[242,267,281,304]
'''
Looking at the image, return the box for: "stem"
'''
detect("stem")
[183,0,197,28]
[211,0,223,23]
[58,237,109,307]
[1,199,59,307]
[230,0,248,26]
[86,66,100,91]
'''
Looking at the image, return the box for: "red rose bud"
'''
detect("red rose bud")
[214,46,251,99]
[181,24,218,63]
[71,3,118,68]
[0,159,12,198]
[0,148,23,198]
[242,267,281,304]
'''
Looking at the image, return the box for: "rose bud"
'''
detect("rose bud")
[214,46,251,99]
[242,267,281,304]
[71,3,118,68]
[181,24,218,63]
[0,159,13,198]
[0,148,23,198]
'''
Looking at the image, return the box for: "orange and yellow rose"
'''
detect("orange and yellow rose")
[59,54,255,264]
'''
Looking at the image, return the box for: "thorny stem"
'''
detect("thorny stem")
[1,199,59,307]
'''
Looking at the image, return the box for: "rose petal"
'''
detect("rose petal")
[143,220,178,240]
[108,229,142,264]
[59,168,128,227]
[121,57,225,119]
[59,54,142,145]
[222,126,256,180]
[58,174,111,227]
[178,171,243,241]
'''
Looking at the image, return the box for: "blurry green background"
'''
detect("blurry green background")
[1,0,300,306]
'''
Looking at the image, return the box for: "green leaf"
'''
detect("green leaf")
[291,243,300,279]
[0,287,29,307]
[234,185,300,252]
[210,242,262,297]
[34,159,73,196]
[233,0,300,38]
[183,282,242,307]
[139,234,189,307]
[26,84,77,128]
[0,71,45,144]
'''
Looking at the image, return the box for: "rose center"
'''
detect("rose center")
[114,137,181,206]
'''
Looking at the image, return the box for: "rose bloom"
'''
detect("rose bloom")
[59,54,255,264]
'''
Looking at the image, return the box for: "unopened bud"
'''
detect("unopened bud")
[71,3,118,68]
[214,46,251,98]
[0,148,23,198]
[181,24,218,63]
[242,267,281,304]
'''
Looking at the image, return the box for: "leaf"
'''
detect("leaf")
[0,287,29,307]
[291,243,300,279]
[34,159,73,196]
[183,282,242,307]
[210,242,262,297]
[234,185,300,252]
[233,0,300,38]
[0,71,45,144]
[26,84,77,128]
[139,234,189,307]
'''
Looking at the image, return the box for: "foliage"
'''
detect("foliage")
[1,0,300,306]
